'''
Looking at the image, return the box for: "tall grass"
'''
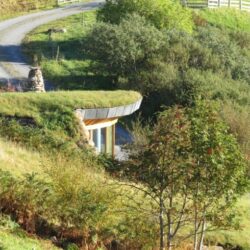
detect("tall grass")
[199,8,250,32]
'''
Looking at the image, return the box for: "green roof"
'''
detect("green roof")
[0,90,142,120]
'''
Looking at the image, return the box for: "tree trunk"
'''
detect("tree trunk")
[198,217,206,250]
[160,197,165,250]
[193,204,198,250]
[166,203,172,250]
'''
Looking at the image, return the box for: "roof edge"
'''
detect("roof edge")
[75,98,143,120]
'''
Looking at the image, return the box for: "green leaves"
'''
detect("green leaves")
[98,0,194,33]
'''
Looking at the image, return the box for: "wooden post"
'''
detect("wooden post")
[228,0,231,7]
[239,0,242,9]
[218,0,221,7]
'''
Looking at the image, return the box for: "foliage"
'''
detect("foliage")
[0,137,160,249]
[97,0,194,32]
[187,100,249,249]
[110,102,248,249]
[85,14,166,90]
[0,214,59,250]
[0,165,110,248]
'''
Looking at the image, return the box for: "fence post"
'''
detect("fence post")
[239,0,242,9]
[228,0,231,7]
[218,0,221,7]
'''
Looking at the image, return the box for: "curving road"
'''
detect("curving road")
[0,0,103,88]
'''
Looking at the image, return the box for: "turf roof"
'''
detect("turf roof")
[0,90,142,121]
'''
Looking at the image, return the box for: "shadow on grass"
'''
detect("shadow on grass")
[22,38,89,61]
[45,74,116,91]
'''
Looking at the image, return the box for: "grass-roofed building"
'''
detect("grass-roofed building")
[0,90,142,156]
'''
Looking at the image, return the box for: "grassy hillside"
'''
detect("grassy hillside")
[1,5,248,250]
[22,11,98,89]
[207,195,250,249]
[0,0,56,21]
[0,135,158,249]
[0,0,91,21]
[0,136,249,249]
[199,8,250,32]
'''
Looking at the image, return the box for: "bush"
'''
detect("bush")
[85,14,166,90]
[97,0,194,33]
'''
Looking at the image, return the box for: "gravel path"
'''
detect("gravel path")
[0,0,103,89]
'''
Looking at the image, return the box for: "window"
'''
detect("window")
[90,125,114,155]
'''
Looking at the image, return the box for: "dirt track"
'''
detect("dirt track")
[0,0,103,88]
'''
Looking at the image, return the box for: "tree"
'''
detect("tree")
[187,101,248,250]
[108,101,248,249]
[97,0,194,33]
[115,107,193,250]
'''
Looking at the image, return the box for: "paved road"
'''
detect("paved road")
[0,0,103,89]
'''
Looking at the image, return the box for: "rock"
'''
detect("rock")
[26,67,45,92]
[46,28,67,35]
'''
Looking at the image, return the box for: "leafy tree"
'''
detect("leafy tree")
[187,101,249,250]
[108,102,248,249]
[114,107,193,250]
[97,0,194,33]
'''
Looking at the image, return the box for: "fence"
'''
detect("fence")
[183,0,250,11]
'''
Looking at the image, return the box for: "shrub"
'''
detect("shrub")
[97,0,194,33]
[85,14,166,90]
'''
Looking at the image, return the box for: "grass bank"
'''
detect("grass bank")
[22,11,98,90]
[0,0,91,21]
[199,8,250,32]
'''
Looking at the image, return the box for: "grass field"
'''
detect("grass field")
[199,8,250,32]
[22,11,98,90]
[207,195,250,249]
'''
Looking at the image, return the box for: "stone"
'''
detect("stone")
[26,67,45,92]
[46,28,67,35]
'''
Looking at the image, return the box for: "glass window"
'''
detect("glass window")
[90,125,115,155]
[101,128,106,153]
[92,128,101,152]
